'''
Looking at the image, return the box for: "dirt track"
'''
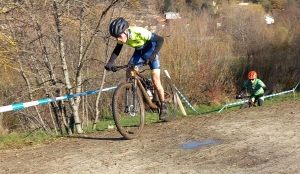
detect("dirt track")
[1,100,300,174]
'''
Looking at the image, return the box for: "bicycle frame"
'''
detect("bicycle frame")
[113,63,159,111]
[128,66,159,110]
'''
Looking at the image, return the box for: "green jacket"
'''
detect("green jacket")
[243,78,266,96]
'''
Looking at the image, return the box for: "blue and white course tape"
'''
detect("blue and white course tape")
[163,70,200,114]
[173,85,201,114]
[0,86,117,113]
[218,88,296,113]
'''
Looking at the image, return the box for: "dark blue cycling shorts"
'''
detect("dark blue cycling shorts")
[128,41,160,70]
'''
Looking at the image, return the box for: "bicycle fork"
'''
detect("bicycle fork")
[125,81,138,116]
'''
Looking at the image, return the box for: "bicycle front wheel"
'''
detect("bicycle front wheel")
[112,82,145,140]
[161,73,178,122]
[240,102,250,109]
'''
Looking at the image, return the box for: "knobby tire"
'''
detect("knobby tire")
[112,82,145,140]
[161,74,178,122]
[240,102,251,109]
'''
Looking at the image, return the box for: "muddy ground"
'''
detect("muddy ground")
[1,100,300,174]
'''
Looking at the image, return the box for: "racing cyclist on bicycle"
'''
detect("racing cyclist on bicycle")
[104,17,168,120]
[236,71,269,106]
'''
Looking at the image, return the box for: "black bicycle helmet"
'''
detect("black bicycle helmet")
[109,17,129,37]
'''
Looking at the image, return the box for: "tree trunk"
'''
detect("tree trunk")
[24,0,65,134]
[92,1,119,130]
[0,113,4,134]
[52,0,119,134]
[18,59,50,133]
[53,0,83,134]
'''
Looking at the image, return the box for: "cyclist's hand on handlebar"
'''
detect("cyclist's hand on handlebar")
[236,95,243,99]
[111,66,117,72]
[104,62,113,71]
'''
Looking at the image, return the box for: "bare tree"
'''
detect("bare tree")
[52,0,120,133]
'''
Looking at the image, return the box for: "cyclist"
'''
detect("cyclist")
[104,17,168,120]
[236,71,269,106]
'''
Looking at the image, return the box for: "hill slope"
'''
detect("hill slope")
[1,99,300,173]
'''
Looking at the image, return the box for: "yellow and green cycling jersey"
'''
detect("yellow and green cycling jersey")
[108,25,164,70]
[117,26,153,49]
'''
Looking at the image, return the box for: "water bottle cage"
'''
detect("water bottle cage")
[146,89,153,100]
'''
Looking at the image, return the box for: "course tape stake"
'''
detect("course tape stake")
[173,85,201,114]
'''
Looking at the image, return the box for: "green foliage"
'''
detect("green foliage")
[94,118,115,131]
[0,130,59,150]
[264,91,300,106]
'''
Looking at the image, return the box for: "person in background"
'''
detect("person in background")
[104,17,168,120]
[236,71,269,106]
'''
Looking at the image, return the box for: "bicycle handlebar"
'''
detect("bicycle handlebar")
[237,95,264,100]
[242,95,252,98]
[111,61,147,72]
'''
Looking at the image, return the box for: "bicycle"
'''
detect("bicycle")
[239,93,267,109]
[111,62,178,140]
[239,95,257,109]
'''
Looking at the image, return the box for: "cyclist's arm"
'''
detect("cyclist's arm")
[238,87,246,96]
[151,33,164,54]
[108,43,123,63]
[258,79,269,95]
[262,86,269,95]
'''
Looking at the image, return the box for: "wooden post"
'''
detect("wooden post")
[164,70,187,116]
[293,89,295,99]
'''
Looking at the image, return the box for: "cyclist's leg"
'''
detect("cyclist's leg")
[129,42,155,68]
[133,42,168,119]
[128,50,144,67]
[126,50,144,80]
[258,96,264,106]
[149,57,168,119]
[250,96,255,106]
[151,68,164,102]
[144,42,162,100]
[131,41,162,100]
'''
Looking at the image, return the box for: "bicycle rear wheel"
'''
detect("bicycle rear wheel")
[112,82,145,140]
[160,73,178,122]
